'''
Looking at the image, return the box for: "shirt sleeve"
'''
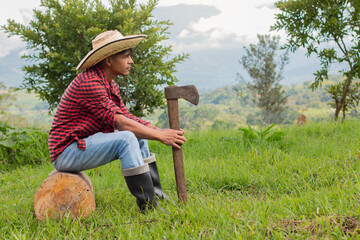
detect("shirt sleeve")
[77,78,123,130]
[111,81,151,126]
[119,98,151,126]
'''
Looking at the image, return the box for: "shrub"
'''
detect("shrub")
[0,122,49,171]
[238,124,285,143]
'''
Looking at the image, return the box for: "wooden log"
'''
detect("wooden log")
[34,169,96,221]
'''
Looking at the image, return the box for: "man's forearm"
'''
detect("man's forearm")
[147,124,158,129]
[115,114,160,140]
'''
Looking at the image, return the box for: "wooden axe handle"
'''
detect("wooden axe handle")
[167,99,188,204]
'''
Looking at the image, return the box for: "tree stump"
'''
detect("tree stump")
[34,169,96,221]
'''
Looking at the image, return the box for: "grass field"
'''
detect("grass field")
[1,120,360,239]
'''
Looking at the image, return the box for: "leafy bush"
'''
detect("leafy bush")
[0,122,49,171]
[238,124,285,143]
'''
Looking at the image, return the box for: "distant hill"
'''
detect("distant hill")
[147,74,358,130]
[1,69,355,131]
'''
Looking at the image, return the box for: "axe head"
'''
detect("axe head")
[164,85,199,106]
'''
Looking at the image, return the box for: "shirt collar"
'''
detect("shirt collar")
[91,63,108,82]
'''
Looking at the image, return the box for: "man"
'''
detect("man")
[48,30,186,212]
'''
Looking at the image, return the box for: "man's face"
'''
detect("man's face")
[109,49,134,76]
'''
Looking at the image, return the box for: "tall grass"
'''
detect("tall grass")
[1,120,360,238]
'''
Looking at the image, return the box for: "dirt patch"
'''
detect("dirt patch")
[266,215,360,237]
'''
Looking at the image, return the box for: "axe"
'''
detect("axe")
[164,85,199,204]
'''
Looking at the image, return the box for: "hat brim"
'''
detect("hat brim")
[76,34,147,71]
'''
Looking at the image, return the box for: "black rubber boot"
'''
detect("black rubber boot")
[123,170,159,213]
[148,161,170,201]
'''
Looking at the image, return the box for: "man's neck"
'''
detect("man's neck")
[101,64,117,82]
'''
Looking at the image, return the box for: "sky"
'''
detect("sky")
[1,0,343,91]
[0,0,283,58]
[155,0,282,44]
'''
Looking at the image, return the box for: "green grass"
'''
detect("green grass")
[1,120,360,238]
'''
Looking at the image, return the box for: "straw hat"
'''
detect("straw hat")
[76,30,147,70]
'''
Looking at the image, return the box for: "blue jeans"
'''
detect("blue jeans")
[52,130,152,175]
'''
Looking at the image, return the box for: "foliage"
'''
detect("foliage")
[326,80,360,119]
[271,0,360,122]
[156,104,219,131]
[2,76,347,132]
[3,76,350,133]
[1,0,188,117]
[0,122,49,171]
[145,77,351,132]
[211,119,236,130]
[236,34,289,125]
[238,124,286,143]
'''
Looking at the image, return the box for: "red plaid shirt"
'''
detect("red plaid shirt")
[48,63,150,162]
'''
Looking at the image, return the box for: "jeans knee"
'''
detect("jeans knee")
[119,131,138,147]
[116,131,144,168]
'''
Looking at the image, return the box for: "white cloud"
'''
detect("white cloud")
[255,2,276,9]
[0,0,40,59]
[178,29,191,39]
[0,0,40,26]
[18,49,30,56]
[0,0,286,58]
[179,0,285,44]
[11,67,24,75]
[155,0,220,7]
[144,0,287,51]
[0,33,26,58]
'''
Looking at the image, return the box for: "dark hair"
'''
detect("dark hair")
[111,48,133,58]
[98,48,133,66]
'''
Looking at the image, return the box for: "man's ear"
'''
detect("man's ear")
[104,57,112,67]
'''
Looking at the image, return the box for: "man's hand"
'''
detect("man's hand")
[148,124,186,149]
[157,128,186,149]
[115,114,186,149]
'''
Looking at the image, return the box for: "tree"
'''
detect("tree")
[1,0,188,117]
[235,34,289,125]
[326,80,360,120]
[271,0,360,122]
